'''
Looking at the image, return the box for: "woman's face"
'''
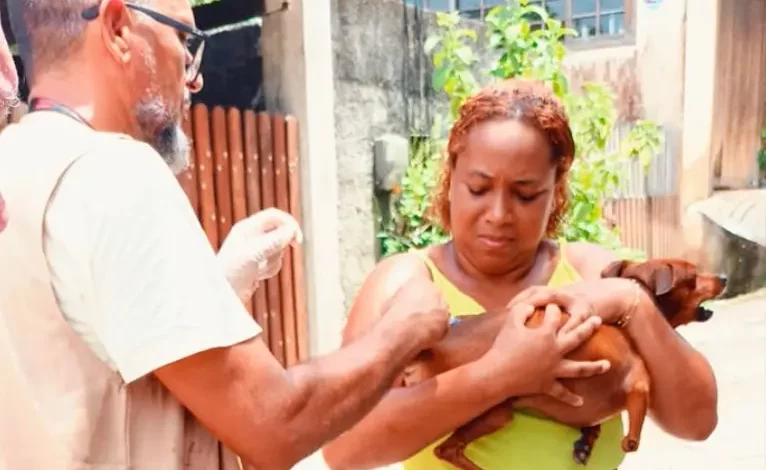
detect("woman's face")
[449,118,558,275]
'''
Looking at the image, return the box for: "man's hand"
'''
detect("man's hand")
[154,278,449,470]
[217,208,303,298]
[377,277,450,358]
[482,302,609,407]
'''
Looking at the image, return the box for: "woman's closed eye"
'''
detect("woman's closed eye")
[516,191,543,203]
[467,185,487,196]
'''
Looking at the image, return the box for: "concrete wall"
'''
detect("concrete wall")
[331,0,457,308]
[260,0,346,356]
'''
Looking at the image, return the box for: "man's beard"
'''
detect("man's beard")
[1,87,20,120]
[134,96,191,175]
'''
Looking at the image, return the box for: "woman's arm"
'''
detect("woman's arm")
[566,242,718,440]
[321,253,515,470]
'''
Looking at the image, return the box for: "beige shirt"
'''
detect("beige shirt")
[42,117,261,382]
[0,110,258,468]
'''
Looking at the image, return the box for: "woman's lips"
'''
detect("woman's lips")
[478,235,513,249]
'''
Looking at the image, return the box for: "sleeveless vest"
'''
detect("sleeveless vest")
[0,111,243,469]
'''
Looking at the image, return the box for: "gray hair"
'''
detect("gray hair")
[7,0,150,79]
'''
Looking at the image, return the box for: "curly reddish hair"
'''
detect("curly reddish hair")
[431,78,576,237]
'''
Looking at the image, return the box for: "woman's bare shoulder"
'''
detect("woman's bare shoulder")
[343,250,434,342]
[363,251,434,298]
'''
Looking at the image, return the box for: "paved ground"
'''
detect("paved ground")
[620,289,766,470]
[297,290,766,470]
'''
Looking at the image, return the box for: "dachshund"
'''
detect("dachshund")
[400,258,727,470]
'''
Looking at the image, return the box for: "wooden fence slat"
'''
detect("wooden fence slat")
[243,110,270,343]
[226,107,254,317]
[285,116,308,361]
[192,103,219,248]
[228,109,248,224]
[273,114,298,366]
[179,109,199,217]
[211,106,233,245]
[257,112,285,365]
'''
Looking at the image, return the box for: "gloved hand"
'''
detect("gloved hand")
[217,208,303,299]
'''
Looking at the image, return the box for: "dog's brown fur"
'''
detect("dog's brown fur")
[401,258,727,470]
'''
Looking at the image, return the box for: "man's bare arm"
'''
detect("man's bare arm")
[154,319,422,470]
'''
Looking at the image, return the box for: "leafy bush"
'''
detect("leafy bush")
[379,0,661,260]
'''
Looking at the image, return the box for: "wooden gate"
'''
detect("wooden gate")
[178,104,308,366]
[605,123,680,258]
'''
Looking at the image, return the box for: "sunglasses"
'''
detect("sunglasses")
[81,2,209,84]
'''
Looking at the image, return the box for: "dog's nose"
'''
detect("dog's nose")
[718,273,728,287]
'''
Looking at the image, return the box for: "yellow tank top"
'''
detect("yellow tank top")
[403,247,625,470]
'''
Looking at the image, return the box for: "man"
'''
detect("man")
[0,0,451,468]
[0,1,606,469]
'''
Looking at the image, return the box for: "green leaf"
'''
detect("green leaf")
[432,66,450,91]
[424,36,441,54]
[455,46,475,65]
[488,31,504,49]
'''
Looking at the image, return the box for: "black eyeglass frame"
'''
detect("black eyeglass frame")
[81,2,210,84]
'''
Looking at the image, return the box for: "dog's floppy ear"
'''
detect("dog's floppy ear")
[651,264,674,296]
[613,260,675,296]
[601,259,629,279]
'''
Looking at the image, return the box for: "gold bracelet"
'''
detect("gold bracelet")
[615,279,641,328]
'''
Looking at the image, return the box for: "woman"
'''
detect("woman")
[323,79,718,469]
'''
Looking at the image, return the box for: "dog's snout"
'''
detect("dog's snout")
[696,306,714,322]
[717,273,728,287]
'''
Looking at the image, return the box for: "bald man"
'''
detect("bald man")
[0,1,452,468]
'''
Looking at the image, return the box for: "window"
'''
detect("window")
[403,0,455,10]
[406,0,633,43]
[456,0,506,19]
[563,0,630,41]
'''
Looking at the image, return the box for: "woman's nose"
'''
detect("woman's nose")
[486,195,511,225]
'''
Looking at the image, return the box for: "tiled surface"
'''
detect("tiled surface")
[296,292,766,470]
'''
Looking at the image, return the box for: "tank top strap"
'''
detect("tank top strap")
[411,249,440,281]
[410,249,460,294]
[548,240,584,286]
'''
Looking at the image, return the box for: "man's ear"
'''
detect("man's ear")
[100,0,133,66]
[601,259,629,279]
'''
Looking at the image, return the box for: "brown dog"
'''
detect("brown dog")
[401,258,727,470]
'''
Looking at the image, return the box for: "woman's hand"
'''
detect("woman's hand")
[510,279,641,329]
[482,302,610,407]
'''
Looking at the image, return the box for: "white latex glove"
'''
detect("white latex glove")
[217,208,303,299]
